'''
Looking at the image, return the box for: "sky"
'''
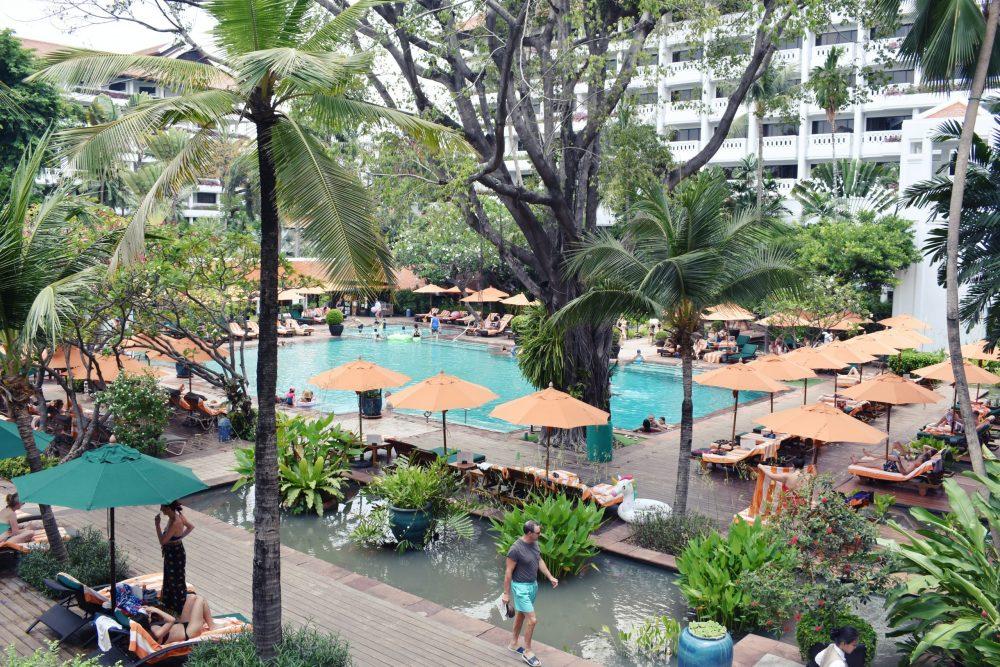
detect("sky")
[0,0,214,53]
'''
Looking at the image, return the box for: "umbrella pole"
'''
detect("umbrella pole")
[812,439,819,466]
[885,405,892,458]
[731,390,739,443]
[109,507,116,609]
[803,378,808,405]
[545,428,551,478]
[442,410,448,455]
[770,392,774,413]
[356,392,364,441]
[951,385,957,434]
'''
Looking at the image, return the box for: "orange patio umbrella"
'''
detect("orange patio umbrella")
[755,402,886,465]
[442,285,466,295]
[826,313,871,332]
[500,293,539,307]
[309,358,411,439]
[878,314,931,330]
[695,364,788,443]
[460,286,510,303]
[47,346,152,382]
[785,347,847,403]
[845,335,899,358]
[413,284,446,295]
[388,372,498,454]
[703,303,756,322]
[868,328,933,349]
[961,339,1000,363]
[840,372,942,456]
[755,312,812,327]
[911,359,1000,385]
[490,384,610,475]
[137,335,227,391]
[748,356,816,412]
[823,342,875,397]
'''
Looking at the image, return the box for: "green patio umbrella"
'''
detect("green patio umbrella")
[0,421,52,459]
[13,444,207,607]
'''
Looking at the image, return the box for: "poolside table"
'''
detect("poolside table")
[429,447,486,463]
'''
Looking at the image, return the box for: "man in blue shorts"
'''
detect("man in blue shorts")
[502,520,558,666]
[430,313,440,337]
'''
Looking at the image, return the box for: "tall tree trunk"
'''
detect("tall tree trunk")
[9,395,68,562]
[828,111,838,191]
[943,0,1000,529]
[251,110,282,659]
[755,113,765,213]
[674,343,694,514]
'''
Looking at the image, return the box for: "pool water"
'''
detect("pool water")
[239,333,762,431]
[187,486,690,665]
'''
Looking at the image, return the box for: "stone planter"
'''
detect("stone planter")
[678,627,733,667]
[360,391,383,418]
[388,503,432,544]
[328,323,344,336]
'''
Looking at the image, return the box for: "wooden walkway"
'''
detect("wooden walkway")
[49,506,593,667]
[0,576,78,660]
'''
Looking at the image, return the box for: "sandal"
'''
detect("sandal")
[522,652,541,666]
[508,645,524,655]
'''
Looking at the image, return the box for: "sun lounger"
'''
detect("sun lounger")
[284,318,313,336]
[735,464,816,524]
[584,482,625,508]
[848,453,943,494]
[722,343,758,363]
[414,307,439,322]
[477,314,513,338]
[837,366,861,387]
[99,613,250,666]
[244,321,261,338]
[26,571,108,645]
[184,395,224,431]
[227,322,255,340]
[700,433,784,470]
[275,320,294,337]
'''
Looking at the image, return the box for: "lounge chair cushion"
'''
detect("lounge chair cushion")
[128,615,250,663]
[848,455,940,482]
[1,527,72,554]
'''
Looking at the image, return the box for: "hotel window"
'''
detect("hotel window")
[673,127,701,141]
[866,115,908,132]
[108,81,126,92]
[670,87,698,102]
[767,164,798,179]
[763,122,799,137]
[884,68,915,85]
[816,29,857,46]
[672,47,701,63]
[811,119,854,134]
[138,85,157,95]
[195,192,218,205]
[630,88,659,105]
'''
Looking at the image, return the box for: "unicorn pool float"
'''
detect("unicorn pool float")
[609,476,671,523]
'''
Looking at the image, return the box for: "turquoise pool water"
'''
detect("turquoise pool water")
[239,332,762,430]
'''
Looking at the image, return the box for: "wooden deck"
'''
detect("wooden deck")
[0,575,77,660]
[836,469,985,514]
[46,506,594,666]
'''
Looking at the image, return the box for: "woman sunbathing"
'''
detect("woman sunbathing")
[117,584,217,643]
[851,444,936,475]
[0,493,40,545]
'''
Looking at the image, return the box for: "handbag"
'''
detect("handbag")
[495,594,515,619]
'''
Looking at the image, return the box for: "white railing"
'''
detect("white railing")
[773,49,800,64]
[813,43,855,62]
[775,178,796,192]
[668,140,701,154]
[762,135,797,149]
[863,130,903,144]
[809,133,852,148]
[721,138,747,151]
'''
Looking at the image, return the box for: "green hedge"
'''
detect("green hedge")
[4,643,104,666]
[185,626,351,666]
[886,349,946,376]
[18,527,130,598]
[0,455,56,480]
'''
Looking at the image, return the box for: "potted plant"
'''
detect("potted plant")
[326,308,345,336]
[678,621,733,667]
[359,389,382,419]
[654,329,669,347]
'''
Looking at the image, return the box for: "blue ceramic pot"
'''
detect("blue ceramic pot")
[388,503,432,545]
[677,627,734,667]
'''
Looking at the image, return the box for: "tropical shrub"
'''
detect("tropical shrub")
[326,309,345,326]
[490,494,605,577]
[773,477,895,626]
[229,405,257,441]
[18,527,130,598]
[392,289,421,314]
[510,314,530,336]
[186,626,351,666]
[735,564,799,637]
[886,349,946,376]
[627,511,715,555]
[885,459,1000,666]
[0,455,56,480]
[689,620,728,639]
[95,373,169,455]
[5,643,105,666]
[514,305,565,391]
[796,611,876,667]
[676,519,796,634]
[654,329,669,343]
[605,615,680,664]
[232,414,357,515]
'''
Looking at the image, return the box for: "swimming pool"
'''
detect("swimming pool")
[240,332,762,430]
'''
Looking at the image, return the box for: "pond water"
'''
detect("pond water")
[187,486,690,665]
[236,332,762,431]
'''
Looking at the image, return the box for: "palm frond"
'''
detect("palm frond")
[269,115,392,290]
[207,0,297,54]
[309,95,467,153]
[0,131,51,235]
[234,49,374,96]
[302,0,392,50]
[23,266,106,349]
[551,289,661,331]
[29,49,220,93]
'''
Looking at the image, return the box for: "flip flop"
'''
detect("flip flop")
[522,653,541,666]
[508,645,524,655]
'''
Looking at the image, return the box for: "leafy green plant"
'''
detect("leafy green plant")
[95,372,169,455]
[796,611,876,667]
[870,493,895,521]
[514,306,565,391]
[736,564,799,636]
[186,625,351,666]
[510,314,530,337]
[279,457,348,516]
[654,329,669,343]
[326,309,344,326]
[490,494,605,577]
[5,643,107,666]
[885,458,1000,665]
[229,406,256,441]
[689,620,727,640]
[364,459,451,510]
[886,349,946,376]
[18,527,130,598]
[676,519,796,633]
[627,512,716,555]
[605,615,680,663]
[0,455,56,480]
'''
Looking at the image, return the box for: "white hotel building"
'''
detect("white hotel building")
[501,9,992,349]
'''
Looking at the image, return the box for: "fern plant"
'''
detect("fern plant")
[278,457,349,516]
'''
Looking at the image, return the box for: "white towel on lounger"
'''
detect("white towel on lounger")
[94,614,122,652]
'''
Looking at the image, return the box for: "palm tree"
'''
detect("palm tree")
[903,115,1000,352]
[746,65,793,211]
[30,0,455,655]
[791,159,896,221]
[878,0,1000,488]
[552,172,798,513]
[807,47,850,187]
[0,134,120,562]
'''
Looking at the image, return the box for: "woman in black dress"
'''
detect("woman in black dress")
[155,500,194,613]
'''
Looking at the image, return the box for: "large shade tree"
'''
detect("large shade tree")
[30,0,454,656]
[552,173,798,513]
[0,134,121,562]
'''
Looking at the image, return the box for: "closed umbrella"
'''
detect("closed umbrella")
[490,384,610,475]
[748,356,816,412]
[13,444,207,607]
[840,372,942,456]
[694,365,788,443]
[309,358,411,439]
[0,421,52,460]
[785,347,846,403]
[388,372,498,454]
[755,403,885,466]
[878,314,931,330]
